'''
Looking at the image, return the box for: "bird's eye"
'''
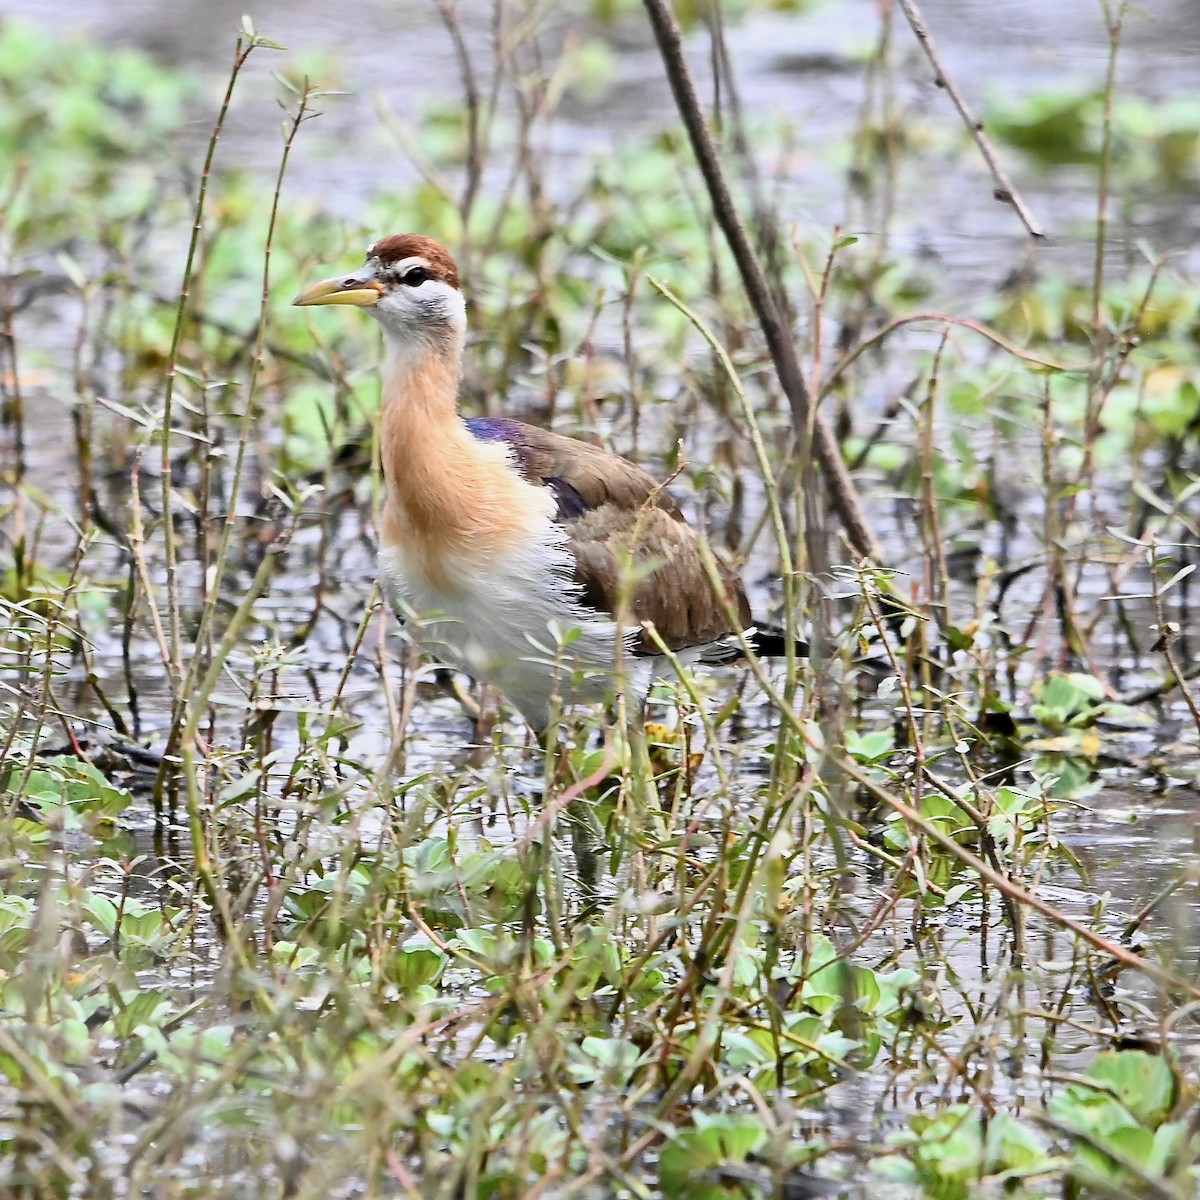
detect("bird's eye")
[401,267,429,287]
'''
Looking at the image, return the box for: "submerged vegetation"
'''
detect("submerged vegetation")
[1,1,1199,1196]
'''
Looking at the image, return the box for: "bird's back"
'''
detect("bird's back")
[463,416,754,653]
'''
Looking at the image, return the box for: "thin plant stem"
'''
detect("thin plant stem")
[894,0,1044,239]
[641,0,882,564]
[158,36,260,692]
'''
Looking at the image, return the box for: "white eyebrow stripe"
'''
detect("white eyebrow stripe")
[391,256,432,273]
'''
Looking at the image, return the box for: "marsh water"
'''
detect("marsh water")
[9,0,1197,891]
[3,0,1200,1194]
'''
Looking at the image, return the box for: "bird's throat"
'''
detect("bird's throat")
[378,335,469,521]
[376,335,553,588]
[379,335,461,435]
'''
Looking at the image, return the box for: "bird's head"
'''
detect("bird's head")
[293,233,465,351]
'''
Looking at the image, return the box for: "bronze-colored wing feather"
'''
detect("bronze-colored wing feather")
[464,418,752,653]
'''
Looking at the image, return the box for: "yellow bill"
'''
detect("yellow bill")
[292,275,382,307]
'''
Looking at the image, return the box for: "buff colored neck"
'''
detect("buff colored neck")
[379,328,465,474]
[375,320,550,584]
[377,326,493,552]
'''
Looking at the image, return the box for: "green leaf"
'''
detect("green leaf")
[112,989,172,1038]
[984,1112,1048,1173]
[385,942,447,994]
[1032,672,1105,728]
[659,1114,768,1199]
[1085,1051,1176,1127]
[844,729,894,763]
[81,893,118,936]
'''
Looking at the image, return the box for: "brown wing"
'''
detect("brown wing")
[469,418,752,653]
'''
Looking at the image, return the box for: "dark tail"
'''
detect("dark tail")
[746,625,809,659]
[696,624,809,665]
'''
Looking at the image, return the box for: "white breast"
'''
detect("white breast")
[378,526,634,729]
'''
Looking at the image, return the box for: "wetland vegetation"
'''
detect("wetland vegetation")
[1,0,1199,1196]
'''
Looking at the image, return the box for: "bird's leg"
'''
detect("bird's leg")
[535,720,618,918]
[462,685,501,767]
[620,716,664,877]
[568,813,604,918]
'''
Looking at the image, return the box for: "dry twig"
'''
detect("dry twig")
[641,0,882,564]
[894,0,1044,240]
